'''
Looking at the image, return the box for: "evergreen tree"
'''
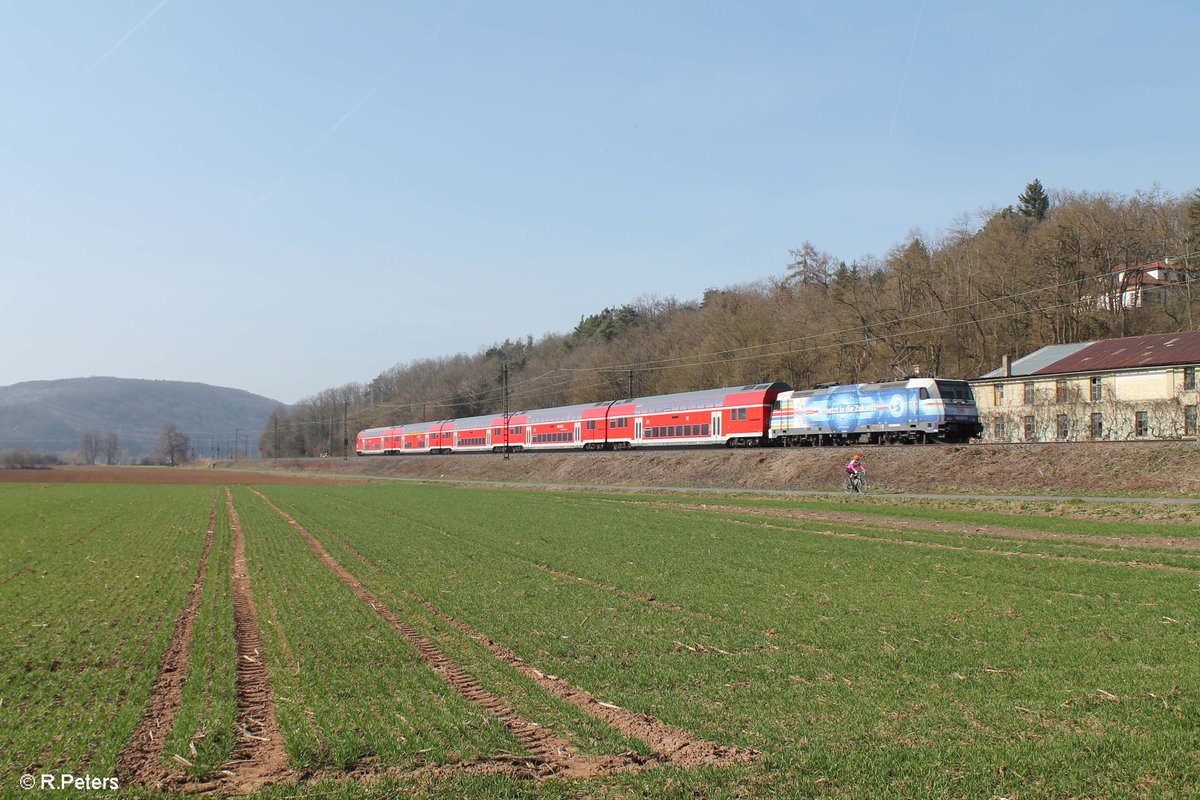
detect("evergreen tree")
[1018,178,1050,221]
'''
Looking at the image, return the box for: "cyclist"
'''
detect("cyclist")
[845,453,866,492]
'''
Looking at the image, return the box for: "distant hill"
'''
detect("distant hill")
[0,377,284,460]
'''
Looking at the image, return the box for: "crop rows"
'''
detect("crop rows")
[4,478,1197,798]
[0,485,217,782]
[258,482,1200,799]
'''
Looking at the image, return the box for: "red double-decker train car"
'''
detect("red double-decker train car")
[355,382,790,455]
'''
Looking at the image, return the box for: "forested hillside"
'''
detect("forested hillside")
[263,184,1200,457]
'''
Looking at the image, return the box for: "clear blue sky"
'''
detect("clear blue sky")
[2,1,1196,403]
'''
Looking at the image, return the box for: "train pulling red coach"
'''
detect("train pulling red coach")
[356,379,982,455]
[357,383,787,455]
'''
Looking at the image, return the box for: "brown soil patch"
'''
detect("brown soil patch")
[0,465,357,484]
[115,495,219,788]
[223,488,291,793]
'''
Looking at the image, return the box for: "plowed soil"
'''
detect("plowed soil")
[224,489,290,792]
[0,465,356,484]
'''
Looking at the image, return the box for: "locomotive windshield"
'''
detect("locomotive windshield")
[935,380,975,403]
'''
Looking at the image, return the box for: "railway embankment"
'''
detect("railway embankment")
[239,441,1200,497]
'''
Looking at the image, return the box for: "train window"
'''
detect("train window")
[936,381,972,402]
[684,425,693,435]
[920,388,929,400]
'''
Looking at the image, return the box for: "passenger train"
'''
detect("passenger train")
[356,377,981,455]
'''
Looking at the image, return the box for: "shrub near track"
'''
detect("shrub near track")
[0,484,216,784]
[260,483,1199,799]
[229,487,523,773]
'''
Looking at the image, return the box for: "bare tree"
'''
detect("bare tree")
[101,432,122,465]
[158,423,191,466]
[79,432,99,465]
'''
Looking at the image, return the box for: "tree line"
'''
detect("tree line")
[262,182,1200,458]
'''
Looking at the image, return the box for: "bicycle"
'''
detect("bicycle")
[844,472,867,494]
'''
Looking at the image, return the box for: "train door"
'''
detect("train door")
[574,422,581,443]
[635,418,643,441]
[486,429,492,448]
[712,411,721,438]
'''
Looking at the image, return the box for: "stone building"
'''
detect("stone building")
[972,331,1200,442]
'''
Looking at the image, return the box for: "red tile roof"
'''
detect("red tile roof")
[1034,331,1200,375]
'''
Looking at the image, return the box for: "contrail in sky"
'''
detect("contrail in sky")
[888,0,925,140]
[213,2,471,253]
[0,0,172,153]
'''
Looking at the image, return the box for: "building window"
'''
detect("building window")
[1024,416,1035,441]
[993,419,1005,440]
[1056,379,1068,403]
[1090,376,1102,402]
[1056,415,1069,440]
[1186,366,1197,391]
[1090,413,1103,439]
[993,384,1004,404]
[1024,383,1035,404]
[1186,405,1198,436]
[1135,411,1149,437]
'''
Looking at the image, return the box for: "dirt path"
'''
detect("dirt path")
[115,495,219,788]
[222,488,291,793]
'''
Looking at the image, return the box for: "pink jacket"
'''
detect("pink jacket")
[846,458,865,473]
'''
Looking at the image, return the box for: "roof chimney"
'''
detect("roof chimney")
[1002,354,1011,378]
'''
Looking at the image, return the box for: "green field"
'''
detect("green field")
[1,479,1197,798]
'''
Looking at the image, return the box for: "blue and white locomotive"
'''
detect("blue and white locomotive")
[768,377,982,446]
